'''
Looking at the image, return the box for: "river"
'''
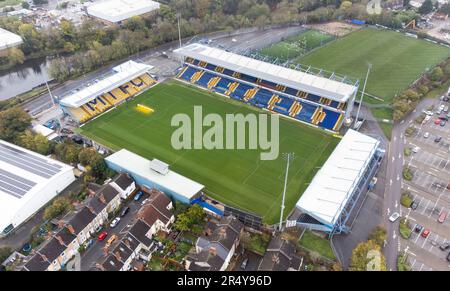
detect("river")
[0,58,50,101]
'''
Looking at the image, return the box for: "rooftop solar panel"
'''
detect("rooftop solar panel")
[0,143,62,179]
[0,168,36,199]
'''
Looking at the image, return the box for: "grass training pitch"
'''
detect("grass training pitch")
[81,81,339,224]
[298,28,450,105]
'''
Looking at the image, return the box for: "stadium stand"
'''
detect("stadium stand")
[174,43,358,132]
[59,61,156,123]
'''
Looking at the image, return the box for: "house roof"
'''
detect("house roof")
[54,228,77,246]
[23,254,50,271]
[101,254,124,271]
[112,173,134,190]
[128,219,152,247]
[111,242,133,264]
[37,237,66,263]
[258,236,297,271]
[88,184,120,214]
[67,207,96,234]
[187,250,224,271]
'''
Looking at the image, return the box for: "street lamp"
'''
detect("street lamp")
[278,153,295,231]
[354,63,372,129]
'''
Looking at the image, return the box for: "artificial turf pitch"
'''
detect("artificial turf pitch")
[81,81,339,224]
[298,28,450,104]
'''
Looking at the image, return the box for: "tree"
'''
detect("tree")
[0,108,31,142]
[349,240,387,271]
[17,130,52,155]
[187,204,206,224]
[173,204,206,231]
[173,212,191,231]
[7,48,25,66]
[430,67,444,82]
[0,247,12,264]
[340,1,352,9]
[43,197,71,220]
[418,0,433,15]
[78,147,106,178]
[54,140,81,164]
[22,1,30,9]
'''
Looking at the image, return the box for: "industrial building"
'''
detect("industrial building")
[105,149,204,204]
[0,28,23,56]
[0,140,75,236]
[85,0,160,25]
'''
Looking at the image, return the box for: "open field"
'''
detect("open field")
[298,28,450,107]
[81,81,339,224]
[259,29,335,61]
[0,0,21,8]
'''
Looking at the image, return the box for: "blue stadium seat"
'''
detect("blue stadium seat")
[318,109,340,130]
[296,102,317,123]
[330,100,340,109]
[197,72,215,87]
[306,93,321,103]
[284,86,298,97]
[179,66,199,81]
[205,63,216,71]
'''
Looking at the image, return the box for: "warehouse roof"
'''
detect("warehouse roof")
[105,149,204,200]
[0,140,73,232]
[59,60,153,108]
[295,130,379,227]
[0,28,23,51]
[86,0,160,24]
[174,43,358,103]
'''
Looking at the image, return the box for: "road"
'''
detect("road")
[383,98,436,270]
[22,25,304,117]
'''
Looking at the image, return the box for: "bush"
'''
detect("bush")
[43,197,72,221]
[368,226,387,247]
[402,167,414,181]
[397,253,411,271]
[404,147,412,157]
[404,126,416,137]
[400,191,413,208]
[399,218,412,239]
[414,114,425,124]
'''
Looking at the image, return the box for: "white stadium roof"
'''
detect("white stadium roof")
[105,149,205,200]
[59,60,153,108]
[295,129,379,227]
[0,28,23,51]
[86,0,160,24]
[0,140,74,233]
[174,43,358,103]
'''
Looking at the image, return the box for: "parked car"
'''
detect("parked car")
[415,224,423,233]
[440,120,446,127]
[106,235,118,246]
[410,201,418,210]
[434,136,442,143]
[444,105,449,112]
[423,132,430,138]
[98,231,108,241]
[389,212,400,222]
[438,211,447,223]
[439,116,449,121]
[434,119,441,125]
[110,217,121,228]
[447,252,450,262]
[447,183,450,190]
[412,146,420,153]
[439,104,445,111]
[134,191,143,201]
[421,229,430,238]
[240,258,249,270]
[120,207,130,217]
[95,225,103,233]
[440,243,450,251]
[86,239,94,248]
[141,198,150,205]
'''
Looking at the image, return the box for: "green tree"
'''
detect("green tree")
[349,240,387,271]
[0,108,31,142]
[54,140,81,164]
[43,197,72,220]
[430,67,444,82]
[418,0,433,14]
[173,212,192,231]
[17,130,52,155]
[7,48,25,66]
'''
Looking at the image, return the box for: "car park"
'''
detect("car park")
[421,229,430,238]
[98,231,108,241]
[389,212,400,222]
[110,217,121,228]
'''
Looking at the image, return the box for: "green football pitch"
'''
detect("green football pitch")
[298,28,450,105]
[81,81,339,224]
